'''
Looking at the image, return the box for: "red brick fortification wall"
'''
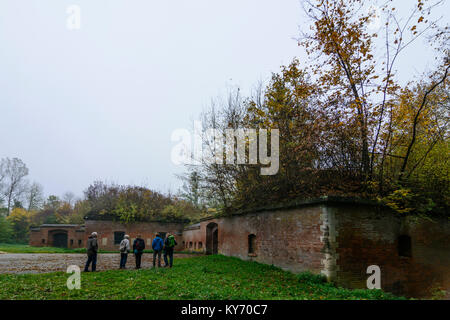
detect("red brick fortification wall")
[84,220,185,251]
[327,204,450,299]
[30,227,49,247]
[407,217,450,299]
[183,206,326,274]
[182,223,205,252]
[29,225,85,248]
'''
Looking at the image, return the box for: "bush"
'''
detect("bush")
[0,216,13,243]
[382,189,435,215]
[6,208,33,243]
[297,271,327,284]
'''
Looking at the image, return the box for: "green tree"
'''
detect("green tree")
[7,208,33,243]
[0,216,13,243]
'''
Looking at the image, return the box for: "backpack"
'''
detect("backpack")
[119,240,127,253]
[135,239,143,251]
[167,236,175,248]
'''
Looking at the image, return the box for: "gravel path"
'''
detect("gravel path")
[0,253,199,274]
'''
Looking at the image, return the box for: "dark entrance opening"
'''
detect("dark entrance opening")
[114,231,125,245]
[398,235,412,257]
[206,222,218,255]
[52,232,68,248]
[248,234,256,254]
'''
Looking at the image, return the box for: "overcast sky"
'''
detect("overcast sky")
[0,0,448,199]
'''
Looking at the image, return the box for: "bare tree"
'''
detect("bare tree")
[26,182,44,211]
[178,170,203,209]
[0,159,6,206]
[1,158,29,215]
[62,191,76,208]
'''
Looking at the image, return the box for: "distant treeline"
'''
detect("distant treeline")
[0,173,206,243]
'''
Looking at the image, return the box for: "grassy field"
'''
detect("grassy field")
[0,243,190,254]
[0,255,402,300]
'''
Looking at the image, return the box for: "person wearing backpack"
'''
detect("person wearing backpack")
[133,234,146,269]
[151,233,164,268]
[163,233,178,268]
[119,234,131,269]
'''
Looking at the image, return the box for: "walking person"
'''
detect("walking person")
[163,233,177,268]
[119,234,131,269]
[152,233,164,268]
[133,235,145,269]
[84,232,98,272]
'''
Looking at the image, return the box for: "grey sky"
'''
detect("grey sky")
[0,0,447,199]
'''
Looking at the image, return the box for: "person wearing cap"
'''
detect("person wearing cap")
[84,232,98,272]
[119,234,131,269]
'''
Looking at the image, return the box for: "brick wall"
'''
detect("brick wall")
[182,206,326,274]
[182,202,449,298]
[29,200,449,298]
[30,225,85,248]
[326,204,450,298]
[84,220,185,251]
[182,223,204,252]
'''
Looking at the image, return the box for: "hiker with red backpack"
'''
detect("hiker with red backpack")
[133,234,146,269]
[152,233,164,268]
[163,233,177,268]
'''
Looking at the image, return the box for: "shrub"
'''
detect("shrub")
[297,271,327,284]
[0,216,13,243]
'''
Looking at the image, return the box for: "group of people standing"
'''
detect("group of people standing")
[84,232,178,272]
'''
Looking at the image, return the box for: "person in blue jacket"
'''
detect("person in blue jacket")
[152,233,164,268]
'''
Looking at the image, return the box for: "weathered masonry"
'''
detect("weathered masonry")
[83,219,185,251]
[181,199,450,299]
[30,224,86,248]
[30,198,449,298]
[30,219,185,251]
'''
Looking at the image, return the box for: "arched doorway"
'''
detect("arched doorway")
[50,231,68,248]
[206,222,218,255]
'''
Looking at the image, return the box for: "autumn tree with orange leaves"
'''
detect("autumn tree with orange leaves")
[182,0,449,216]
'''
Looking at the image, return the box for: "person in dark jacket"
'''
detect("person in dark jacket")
[151,233,164,268]
[133,235,146,269]
[84,232,98,272]
[163,233,177,268]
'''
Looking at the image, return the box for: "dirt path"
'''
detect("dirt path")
[0,253,199,274]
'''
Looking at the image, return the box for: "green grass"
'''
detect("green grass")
[0,255,403,300]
